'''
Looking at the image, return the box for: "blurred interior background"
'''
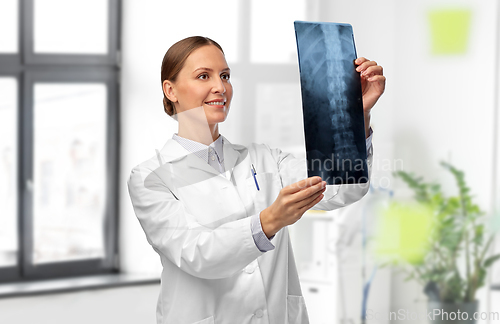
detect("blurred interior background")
[0,0,499,323]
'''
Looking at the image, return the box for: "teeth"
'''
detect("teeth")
[206,101,224,106]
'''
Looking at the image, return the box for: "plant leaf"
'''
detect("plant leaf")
[483,254,500,268]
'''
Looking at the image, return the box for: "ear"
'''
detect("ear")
[162,80,178,103]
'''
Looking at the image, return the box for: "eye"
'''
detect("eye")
[197,73,209,80]
[221,73,230,81]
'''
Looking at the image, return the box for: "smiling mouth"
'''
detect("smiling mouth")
[205,101,225,106]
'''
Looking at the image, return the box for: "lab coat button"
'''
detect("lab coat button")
[245,266,255,274]
[255,309,263,318]
[245,262,258,274]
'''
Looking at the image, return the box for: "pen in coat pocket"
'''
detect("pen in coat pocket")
[251,164,260,191]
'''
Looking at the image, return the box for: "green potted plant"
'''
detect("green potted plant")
[392,162,500,324]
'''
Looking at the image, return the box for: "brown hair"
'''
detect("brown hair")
[160,36,224,116]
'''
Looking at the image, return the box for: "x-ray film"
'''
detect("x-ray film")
[294,21,368,185]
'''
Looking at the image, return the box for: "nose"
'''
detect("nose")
[212,77,226,94]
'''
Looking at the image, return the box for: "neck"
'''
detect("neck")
[176,107,219,145]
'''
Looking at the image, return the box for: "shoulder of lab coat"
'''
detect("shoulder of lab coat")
[127,147,263,280]
[264,143,372,211]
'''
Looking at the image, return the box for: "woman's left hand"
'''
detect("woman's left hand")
[355,57,385,114]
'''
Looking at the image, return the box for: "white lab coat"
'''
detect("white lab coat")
[127,135,372,324]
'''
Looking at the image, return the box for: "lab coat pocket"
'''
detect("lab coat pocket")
[191,315,214,324]
[287,295,309,324]
[245,172,281,214]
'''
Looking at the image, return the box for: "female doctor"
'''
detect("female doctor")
[127,36,385,324]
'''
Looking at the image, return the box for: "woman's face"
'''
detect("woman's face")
[165,45,233,125]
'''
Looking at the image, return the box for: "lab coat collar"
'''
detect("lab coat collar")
[158,135,245,176]
[221,136,244,173]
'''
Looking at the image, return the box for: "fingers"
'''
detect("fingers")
[367,74,386,84]
[355,57,376,70]
[268,177,327,231]
[360,65,383,79]
[354,57,370,65]
[294,180,326,203]
[296,186,326,209]
[355,57,383,78]
[284,176,323,194]
[279,176,326,210]
[356,60,377,71]
[299,191,325,212]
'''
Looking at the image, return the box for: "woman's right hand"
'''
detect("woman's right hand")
[260,176,326,238]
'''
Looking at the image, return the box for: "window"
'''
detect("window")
[219,0,308,151]
[0,0,120,282]
[0,77,18,271]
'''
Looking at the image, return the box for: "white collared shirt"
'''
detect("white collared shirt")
[172,133,225,174]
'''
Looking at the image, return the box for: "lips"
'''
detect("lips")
[205,100,226,106]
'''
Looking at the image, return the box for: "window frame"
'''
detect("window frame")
[23,0,120,65]
[0,0,120,283]
[22,67,119,280]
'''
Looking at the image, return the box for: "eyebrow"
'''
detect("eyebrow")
[193,67,230,73]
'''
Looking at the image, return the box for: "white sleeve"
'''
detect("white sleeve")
[127,166,263,280]
[269,146,372,211]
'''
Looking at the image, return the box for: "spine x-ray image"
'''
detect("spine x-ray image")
[295,21,368,185]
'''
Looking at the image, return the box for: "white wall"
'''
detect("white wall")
[393,0,498,207]
[391,1,499,321]
[120,0,177,276]
[351,0,498,322]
